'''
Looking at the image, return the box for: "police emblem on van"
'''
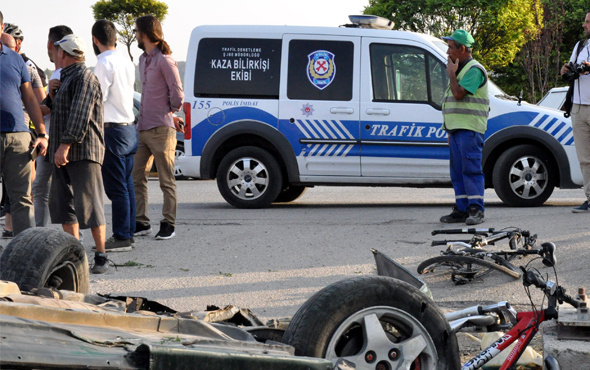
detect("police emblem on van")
[301,103,314,117]
[307,50,336,90]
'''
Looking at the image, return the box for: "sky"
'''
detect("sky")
[1,0,369,71]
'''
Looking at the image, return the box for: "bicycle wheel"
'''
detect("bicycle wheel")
[487,254,522,276]
[417,255,521,280]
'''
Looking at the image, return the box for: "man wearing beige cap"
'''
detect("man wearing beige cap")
[45,34,109,274]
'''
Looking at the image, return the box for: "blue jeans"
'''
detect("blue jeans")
[448,130,485,212]
[33,156,53,227]
[102,124,138,240]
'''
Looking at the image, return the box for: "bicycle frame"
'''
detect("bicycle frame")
[374,247,574,370]
[461,309,545,370]
[431,228,534,250]
[424,228,556,283]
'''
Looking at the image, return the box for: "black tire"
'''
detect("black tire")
[492,144,555,207]
[282,276,460,370]
[174,142,187,180]
[0,228,89,293]
[274,185,306,203]
[216,146,283,208]
[417,255,521,279]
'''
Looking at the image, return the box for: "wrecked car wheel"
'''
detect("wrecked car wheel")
[0,228,89,293]
[282,276,460,370]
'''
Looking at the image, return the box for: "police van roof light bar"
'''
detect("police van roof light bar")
[348,15,394,30]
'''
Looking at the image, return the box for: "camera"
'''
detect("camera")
[563,61,590,81]
[576,62,590,74]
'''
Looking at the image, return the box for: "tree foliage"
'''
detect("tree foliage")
[490,0,586,102]
[92,0,168,62]
[364,0,588,103]
[364,0,541,70]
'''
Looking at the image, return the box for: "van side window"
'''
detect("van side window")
[287,40,354,101]
[193,38,282,98]
[370,44,447,109]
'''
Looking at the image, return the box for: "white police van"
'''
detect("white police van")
[179,16,581,208]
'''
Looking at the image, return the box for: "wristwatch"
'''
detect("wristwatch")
[38,133,47,138]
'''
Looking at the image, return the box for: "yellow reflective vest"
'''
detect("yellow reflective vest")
[442,59,489,134]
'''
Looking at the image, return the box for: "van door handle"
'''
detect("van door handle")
[330,107,355,114]
[366,108,390,116]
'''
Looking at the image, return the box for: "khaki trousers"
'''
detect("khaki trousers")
[0,132,34,235]
[572,104,590,200]
[132,126,177,226]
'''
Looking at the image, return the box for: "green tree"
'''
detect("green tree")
[364,0,541,70]
[494,0,586,102]
[92,0,168,62]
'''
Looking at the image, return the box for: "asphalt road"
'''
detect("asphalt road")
[88,179,590,321]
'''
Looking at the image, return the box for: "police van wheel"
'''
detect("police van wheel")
[217,146,283,208]
[274,186,307,203]
[0,228,89,293]
[282,276,460,370]
[492,144,555,207]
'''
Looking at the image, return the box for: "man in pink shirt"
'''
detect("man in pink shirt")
[132,15,184,240]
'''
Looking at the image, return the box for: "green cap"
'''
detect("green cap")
[442,30,475,48]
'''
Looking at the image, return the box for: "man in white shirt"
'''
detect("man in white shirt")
[562,11,590,212]
[92,19,137,252]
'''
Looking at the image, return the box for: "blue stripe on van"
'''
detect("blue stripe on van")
[191,108,574,158]
[550,121,565,136]
[558,127,573,143]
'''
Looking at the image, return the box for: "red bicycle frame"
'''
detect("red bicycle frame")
[462,310,545,370]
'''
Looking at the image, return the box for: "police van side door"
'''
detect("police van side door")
[279,34,361,177]
[360,37,450,180]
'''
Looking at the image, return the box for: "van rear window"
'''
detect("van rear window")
[194,38,282,98]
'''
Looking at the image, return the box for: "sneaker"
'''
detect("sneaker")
[2,229,13,238]
[465,205,485,225]
[440,207,468,223]
[135,222,152,236]
[91,252,109,274]
[93,236,135,251]
[104,235,133,252]
[572,201,590,213]
[155,221,175,240]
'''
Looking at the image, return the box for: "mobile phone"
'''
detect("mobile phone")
[30,146,39,161]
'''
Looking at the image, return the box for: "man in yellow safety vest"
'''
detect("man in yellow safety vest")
[440,29,489,225]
